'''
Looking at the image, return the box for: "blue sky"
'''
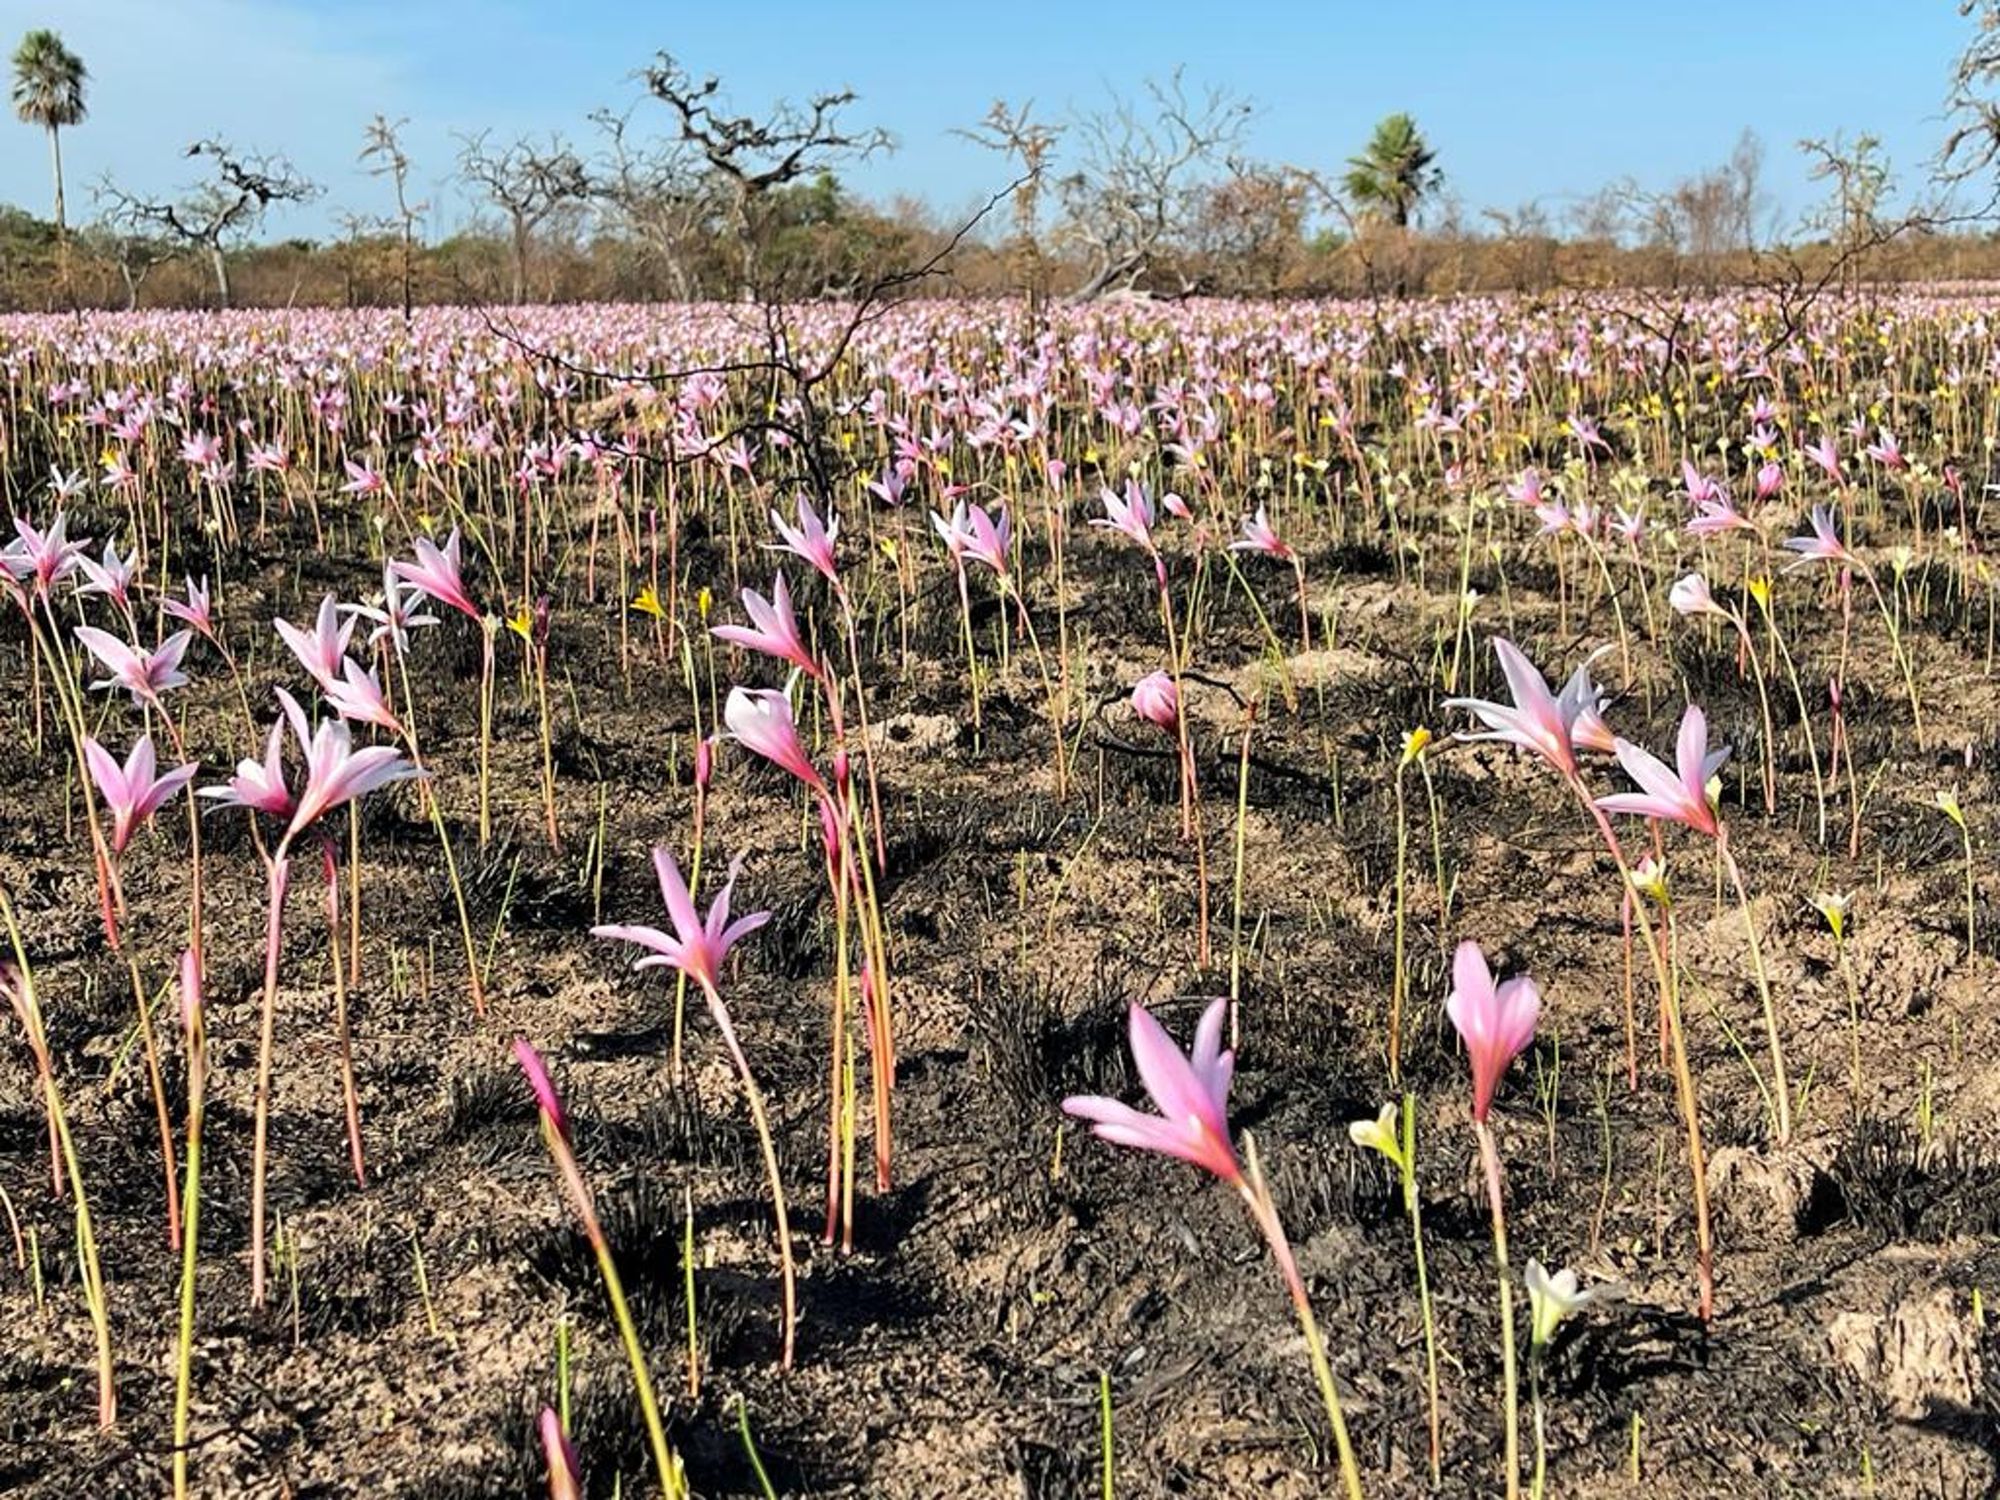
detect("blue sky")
[0,0,1977,241]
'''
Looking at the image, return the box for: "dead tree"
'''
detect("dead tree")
[589,105,717,300]
[95,139,319,307]
[360,115,425,318]
[455,131,590,304]
[956,99,1062,310]
[640,52,892,295]
[1054,71,1252,301]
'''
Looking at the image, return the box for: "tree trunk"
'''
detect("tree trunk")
[210,245,231,308]
[48,125,66,239]
[511,217,529,304]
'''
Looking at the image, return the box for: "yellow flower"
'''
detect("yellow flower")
[631,585,666,620]
[1627,856,1670,909]
[1937,789,1967,830]
[1809,890,1852,942]
[696,586,713,622]
[1399,727,1432,768]
[1746,576,1772,611]
[1347,1103,1405,1171]
[505,605,533,643]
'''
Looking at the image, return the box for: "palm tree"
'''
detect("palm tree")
[1342,113,1440,230]
[11,29,88,238]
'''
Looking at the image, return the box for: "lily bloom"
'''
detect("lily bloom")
[202,714,297,823]
[3,511,88,595]
[1444,637,1591,778]
[1558,658,1617,754]
[932,501,1011,576]
[1803,433,1844,484]
[161,576,216,639]
[1596,704,1730,838]
[592,847,770,998]
[274,593,357,691]
[768,498,841,590]
[75,626,192,707]
[1092,480,1159,554]
[1445,940,1542,1123]
[74,539,140,611]
[1668,573,1730,621]
[1780,505,1852,568]
[723,685,826,794]
[284,701,421,840]
[1755,460,1785,501]
[1229,505,1294,562]
[1131,670,1178,731]
[391,526,480,622]
[1863,428,1905,470]
[1524,1260,1614,1348]
[712,572,823,680]
[322,657,401,734]
[1062,998,1241,1184]
[85,734,198,855]
[344,557,438,653]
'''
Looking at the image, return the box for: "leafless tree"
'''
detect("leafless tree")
[95,138,318,306]
[640,52,892,292]
[1054,70,1253,301]
[360,114,425,318]
[455,131,590,304]
[589,105,717,300]
[957,99,1063,308]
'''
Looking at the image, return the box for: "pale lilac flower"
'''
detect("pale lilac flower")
[391,527,480,622]
[1863,428,1905,470]
[84,734,198,855]
[73,539,140,610]
[1229,505,1294,562]
[1755,460,1785,501]
[1596,704,1730,838]
[723,685,826,794]
[1446,940,1542,1123]
[1092,481,1158,554]
[1780,505,1852,568]
[322,657,402,734]
[592,847,770,998]
[1803,433,1844,483]
[1668,573,1730,620]
[2,512,88,595]
[284,704,421,841]
[74,626,192,706]
[274,594,357,691]
[1062,999,1241,1183]
[343,557,438,653]
[768,498,841,589]
[712,572,823,680]
[162,576,215,639]
[932,501,1011,576]
[1444,638,1588,777]
[1131,670,1179,730]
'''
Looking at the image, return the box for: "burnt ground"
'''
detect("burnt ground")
[4,490,2000,1499]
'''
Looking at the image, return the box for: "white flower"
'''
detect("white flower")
[1347,1102,1405,1169]
[1524,1259,1616,1348]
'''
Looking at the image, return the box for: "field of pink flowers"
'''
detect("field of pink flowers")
[2,293,1998,1497]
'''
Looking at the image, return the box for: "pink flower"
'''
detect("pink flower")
[1131,670,1179,730]
[711,572,822,680]
[1228,505,1294,562]
[284,705,421,840]
[1062,999,1241,1183]
[723,686,826,794]
[202,714,297,823]
[2,511,87,595]
[84,733,198,855]
[75,625,192,707]
[1803,434,1844,484]
[391,527,480,622]
[768,498,841,589]
[161,576,215,639]
[274,593,357,691]
[1668,573,1730,620]
[1092,480,1158,554]
[73,539,139,610]
[1559,658,1617,755]
[322,657,401,734]
[1780,505,1851,568]
[1505,468,1544,508]
[1446,940,1542,1123]
[592,847,770,998]
[1755,460,1785,501]
[1595,704,1731,838]
[1863,428,1905,470]
[1444,637,1589,778]
[341,458,389,498]
[932,501,1011,576]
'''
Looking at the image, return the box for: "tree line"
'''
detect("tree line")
[12,23,2000,312]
